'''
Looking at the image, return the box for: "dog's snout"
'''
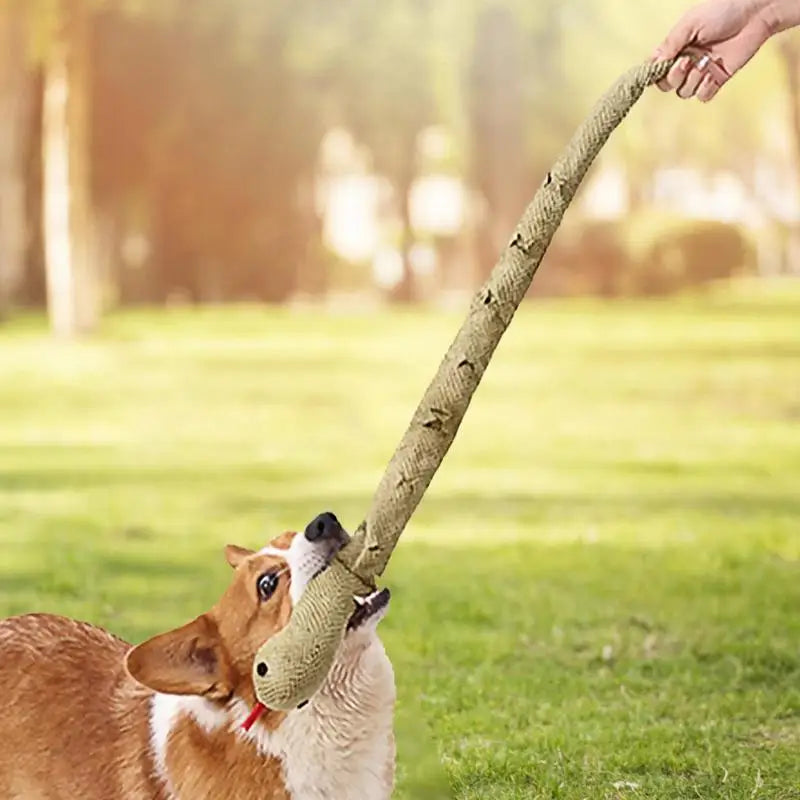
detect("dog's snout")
[305,512,347,545]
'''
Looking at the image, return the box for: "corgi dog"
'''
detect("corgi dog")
[0,512,395,799]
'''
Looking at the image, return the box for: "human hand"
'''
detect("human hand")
[653,0,784,101]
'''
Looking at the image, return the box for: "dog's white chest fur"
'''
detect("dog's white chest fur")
[245,632,396,800]
[152,632,395,800]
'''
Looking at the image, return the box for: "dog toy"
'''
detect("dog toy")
[249,57,678,713]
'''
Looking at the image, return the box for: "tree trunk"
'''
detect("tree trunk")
[42,1,98,337]
[468,4,528,287]
[780,39,800,276]
[781,41,800,166]
[0,9,32,317]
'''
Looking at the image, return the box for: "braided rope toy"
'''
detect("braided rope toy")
[250,58,677,713]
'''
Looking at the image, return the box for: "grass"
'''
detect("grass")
[1,283,799,798]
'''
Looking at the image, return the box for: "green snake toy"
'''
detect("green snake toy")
[249,57,678,714]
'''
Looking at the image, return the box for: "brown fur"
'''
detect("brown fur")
[0,614,166,799]
[0,535,308,799]
[165,715,290,800]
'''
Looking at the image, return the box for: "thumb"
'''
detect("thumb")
[653,15,697,59]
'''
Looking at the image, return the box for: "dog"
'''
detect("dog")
[0,512,395,799]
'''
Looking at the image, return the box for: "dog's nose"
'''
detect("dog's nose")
[304,512,348,544]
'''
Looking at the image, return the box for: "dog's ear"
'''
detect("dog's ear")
[126,614,233,699]
[224,544,254,569]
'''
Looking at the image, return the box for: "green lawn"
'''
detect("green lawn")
[1,284,799,799]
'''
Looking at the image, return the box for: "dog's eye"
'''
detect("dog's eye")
[257,572,279,601]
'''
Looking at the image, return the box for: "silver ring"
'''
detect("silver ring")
[695,54,711,71]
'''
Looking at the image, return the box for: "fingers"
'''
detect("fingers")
[657,55,692,92]
[677,64,706,99]
[696,73,722,102]
[656,53,725,101]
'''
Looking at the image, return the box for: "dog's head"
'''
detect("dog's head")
[125,512,389,726]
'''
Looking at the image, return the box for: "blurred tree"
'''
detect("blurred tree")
[437,0,576,282]
[92,9,324,303]
[0,0,102,336]
[0,7,33,317]
[4,0,796,316]
[42,1,98,336]
[327,0,436,302]
[2,0,330,318]
[468,3,528,279]
[779,37,800,178]
[775,35,800,275]
[358,0,606,291]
